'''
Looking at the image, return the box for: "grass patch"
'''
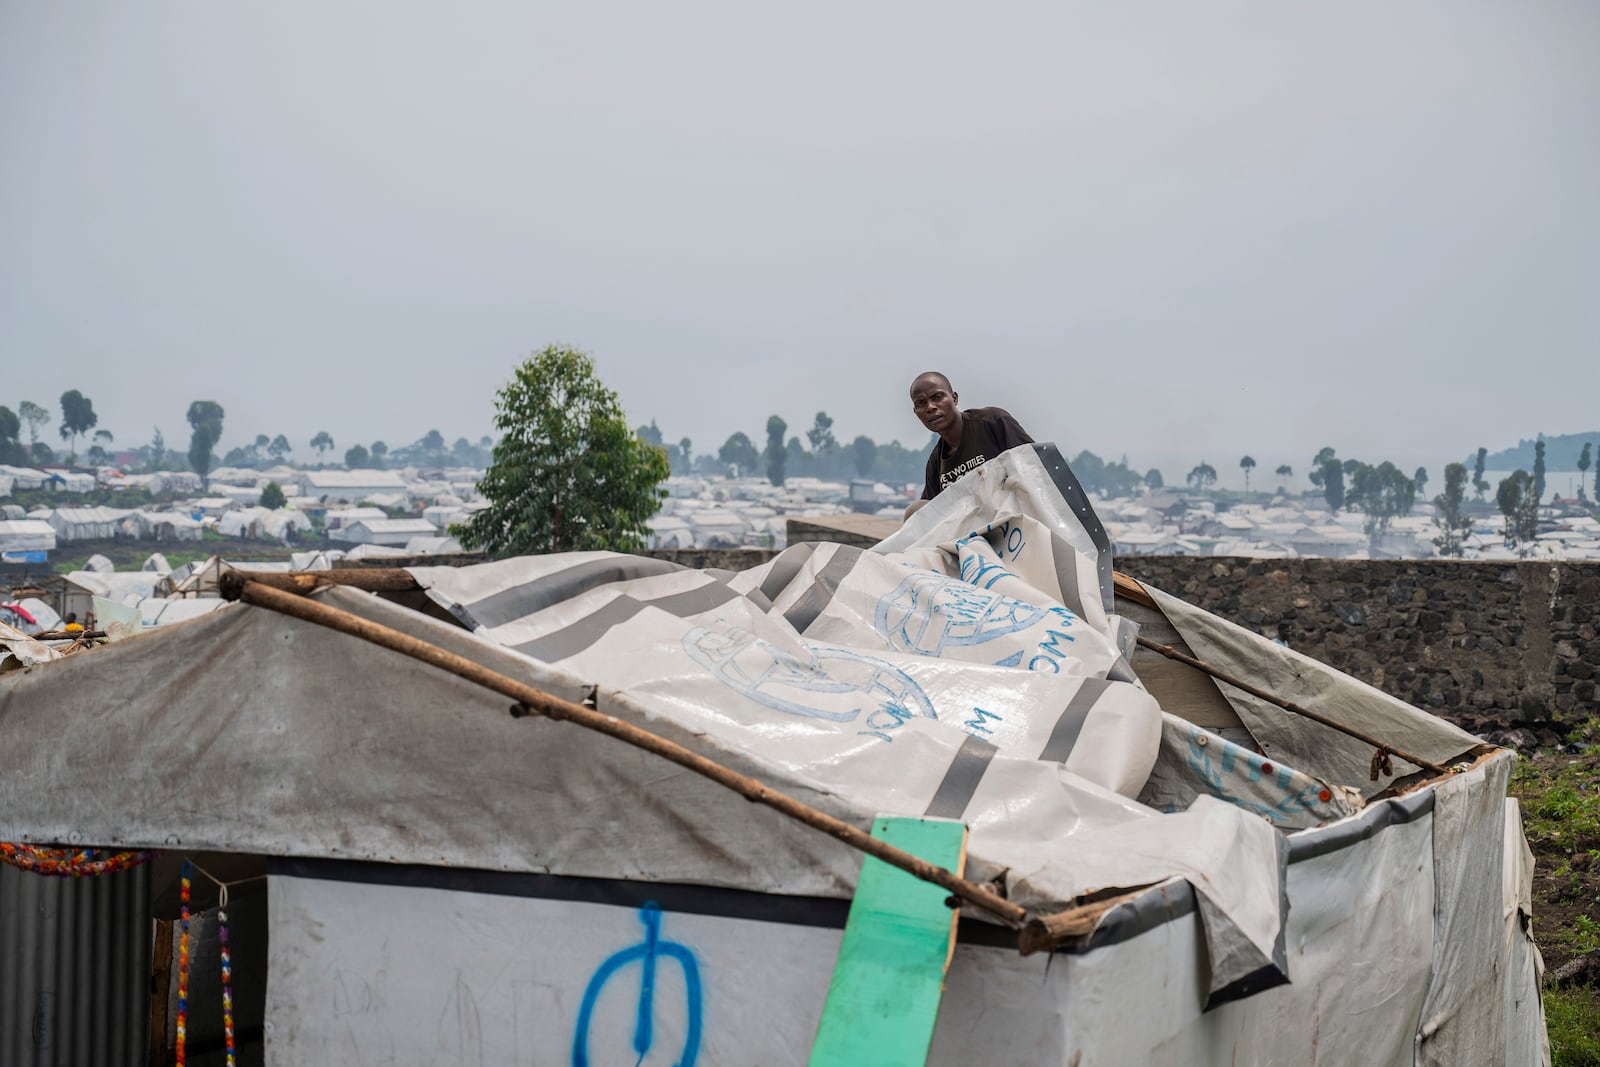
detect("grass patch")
[1547,985,1600,1067]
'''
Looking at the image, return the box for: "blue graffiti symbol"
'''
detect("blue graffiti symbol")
[573,903,702,1067]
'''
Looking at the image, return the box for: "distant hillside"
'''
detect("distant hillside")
[1472,433,1600,471]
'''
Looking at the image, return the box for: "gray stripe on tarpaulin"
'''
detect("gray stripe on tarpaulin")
[513,583,745,662]
[1047,524,1086,618]
[514,595,648,662]
[758,542,817,602]
[1038,677,1110,762]
[782,545,865,633]
[1286,787,1436,863]
[457,555,685,629]
[1032,443,1113,608]
[924,734,999,819]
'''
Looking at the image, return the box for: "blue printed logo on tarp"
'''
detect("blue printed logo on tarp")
[684,626,935,742]
[874,572,1050,656]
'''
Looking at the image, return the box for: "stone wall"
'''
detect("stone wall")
[1120,557,1600,741]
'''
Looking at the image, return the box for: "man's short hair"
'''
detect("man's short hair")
[912,371,953,391]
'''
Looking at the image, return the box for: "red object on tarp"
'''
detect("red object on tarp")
[1,603,37,625]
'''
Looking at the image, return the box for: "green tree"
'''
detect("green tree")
[718,432,761,477]
[1412,467,1428,501]
[1472,447,1488,501]
[635,421,663,447]
[1577,443,1592,502]
[1144,468,1164,490]
[851,435,878,478]
[806,412,837,455]
[252,433,270,464]
[1347,461,1415,549]
[86,429,114,467]
[345,443,370,468]
[421,429,445,462]
[1433,462,1472,557]
[311,431,334,461]
[269,434,292,463]
[259,481,287,509]
[146,427,168,471]
[1496,471,1539,553]
[0,406,22,464]
[17,400,49,449]
[370,440,388,468]
[1185,461,1217,493]
[1239,455,1255,493]
[1308,449,1345,511]
[186,400,225,487]
[1275,464,1292,490]
[1073,451,1109,493]
[458,344,669,554]
[764,415,787,487]
[58,389,98,462]
[1532,439,1547,504]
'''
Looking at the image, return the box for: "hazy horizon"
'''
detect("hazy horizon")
[5,3,1597,481]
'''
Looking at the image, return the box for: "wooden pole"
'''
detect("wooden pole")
[225,578,1031,931]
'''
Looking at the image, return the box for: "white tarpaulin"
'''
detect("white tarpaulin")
[0,443,1542,1063]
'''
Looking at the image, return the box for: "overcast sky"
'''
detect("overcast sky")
[4,2,1597,484]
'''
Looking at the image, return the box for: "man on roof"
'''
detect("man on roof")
[909,371,1035,508]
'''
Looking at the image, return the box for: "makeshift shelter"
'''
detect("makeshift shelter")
[46,506,131,542]
[0,445,1545,1064]
[0,519,56,555]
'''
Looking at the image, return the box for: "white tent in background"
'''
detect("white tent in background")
[47,506,132,541]
[0,519,56,554]
[0,445,1544,1063]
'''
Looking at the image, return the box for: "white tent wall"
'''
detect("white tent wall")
[0,444,1547,1062]
[262,765,1525,1065]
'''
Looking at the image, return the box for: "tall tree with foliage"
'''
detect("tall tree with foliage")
[186,400,225,487]
[269,434,292,463]
[1433,462,1472,557]
[311,431,334,461]
[1185,461,1217,493]
[17,400,48,449]
[1347,461,1415,549]
[458,345,669,554]
[1532,440,1546,504]
[851,435,878,477]
[764,415,787,487]
[1496,471,1539,553]
[58,389,98,463]
[1472,447,1488,501]
[1412,467,1428,501]
[146,427,168,471]
[1239,455,1255,493]
[1275,464,1292,490]
[635,421,663,447]
[0,406,23,464]
[1144,468,1164,490]
[1578,443,1592,502]
[259,481,287,510]
[370,440,388,468]
[345,444,370,468]
[718,433,760,476]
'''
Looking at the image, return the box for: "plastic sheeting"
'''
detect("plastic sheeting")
[0,443,1544,1060]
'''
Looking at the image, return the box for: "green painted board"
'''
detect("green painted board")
[809,816,969,1067]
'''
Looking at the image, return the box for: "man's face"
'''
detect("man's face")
[910,376,959,434]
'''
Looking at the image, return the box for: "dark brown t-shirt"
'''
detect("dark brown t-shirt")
[921,407,1035,499]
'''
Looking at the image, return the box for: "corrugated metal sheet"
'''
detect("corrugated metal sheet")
[0,860,150,1065]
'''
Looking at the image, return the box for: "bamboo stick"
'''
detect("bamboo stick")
[226,578,1031,931]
